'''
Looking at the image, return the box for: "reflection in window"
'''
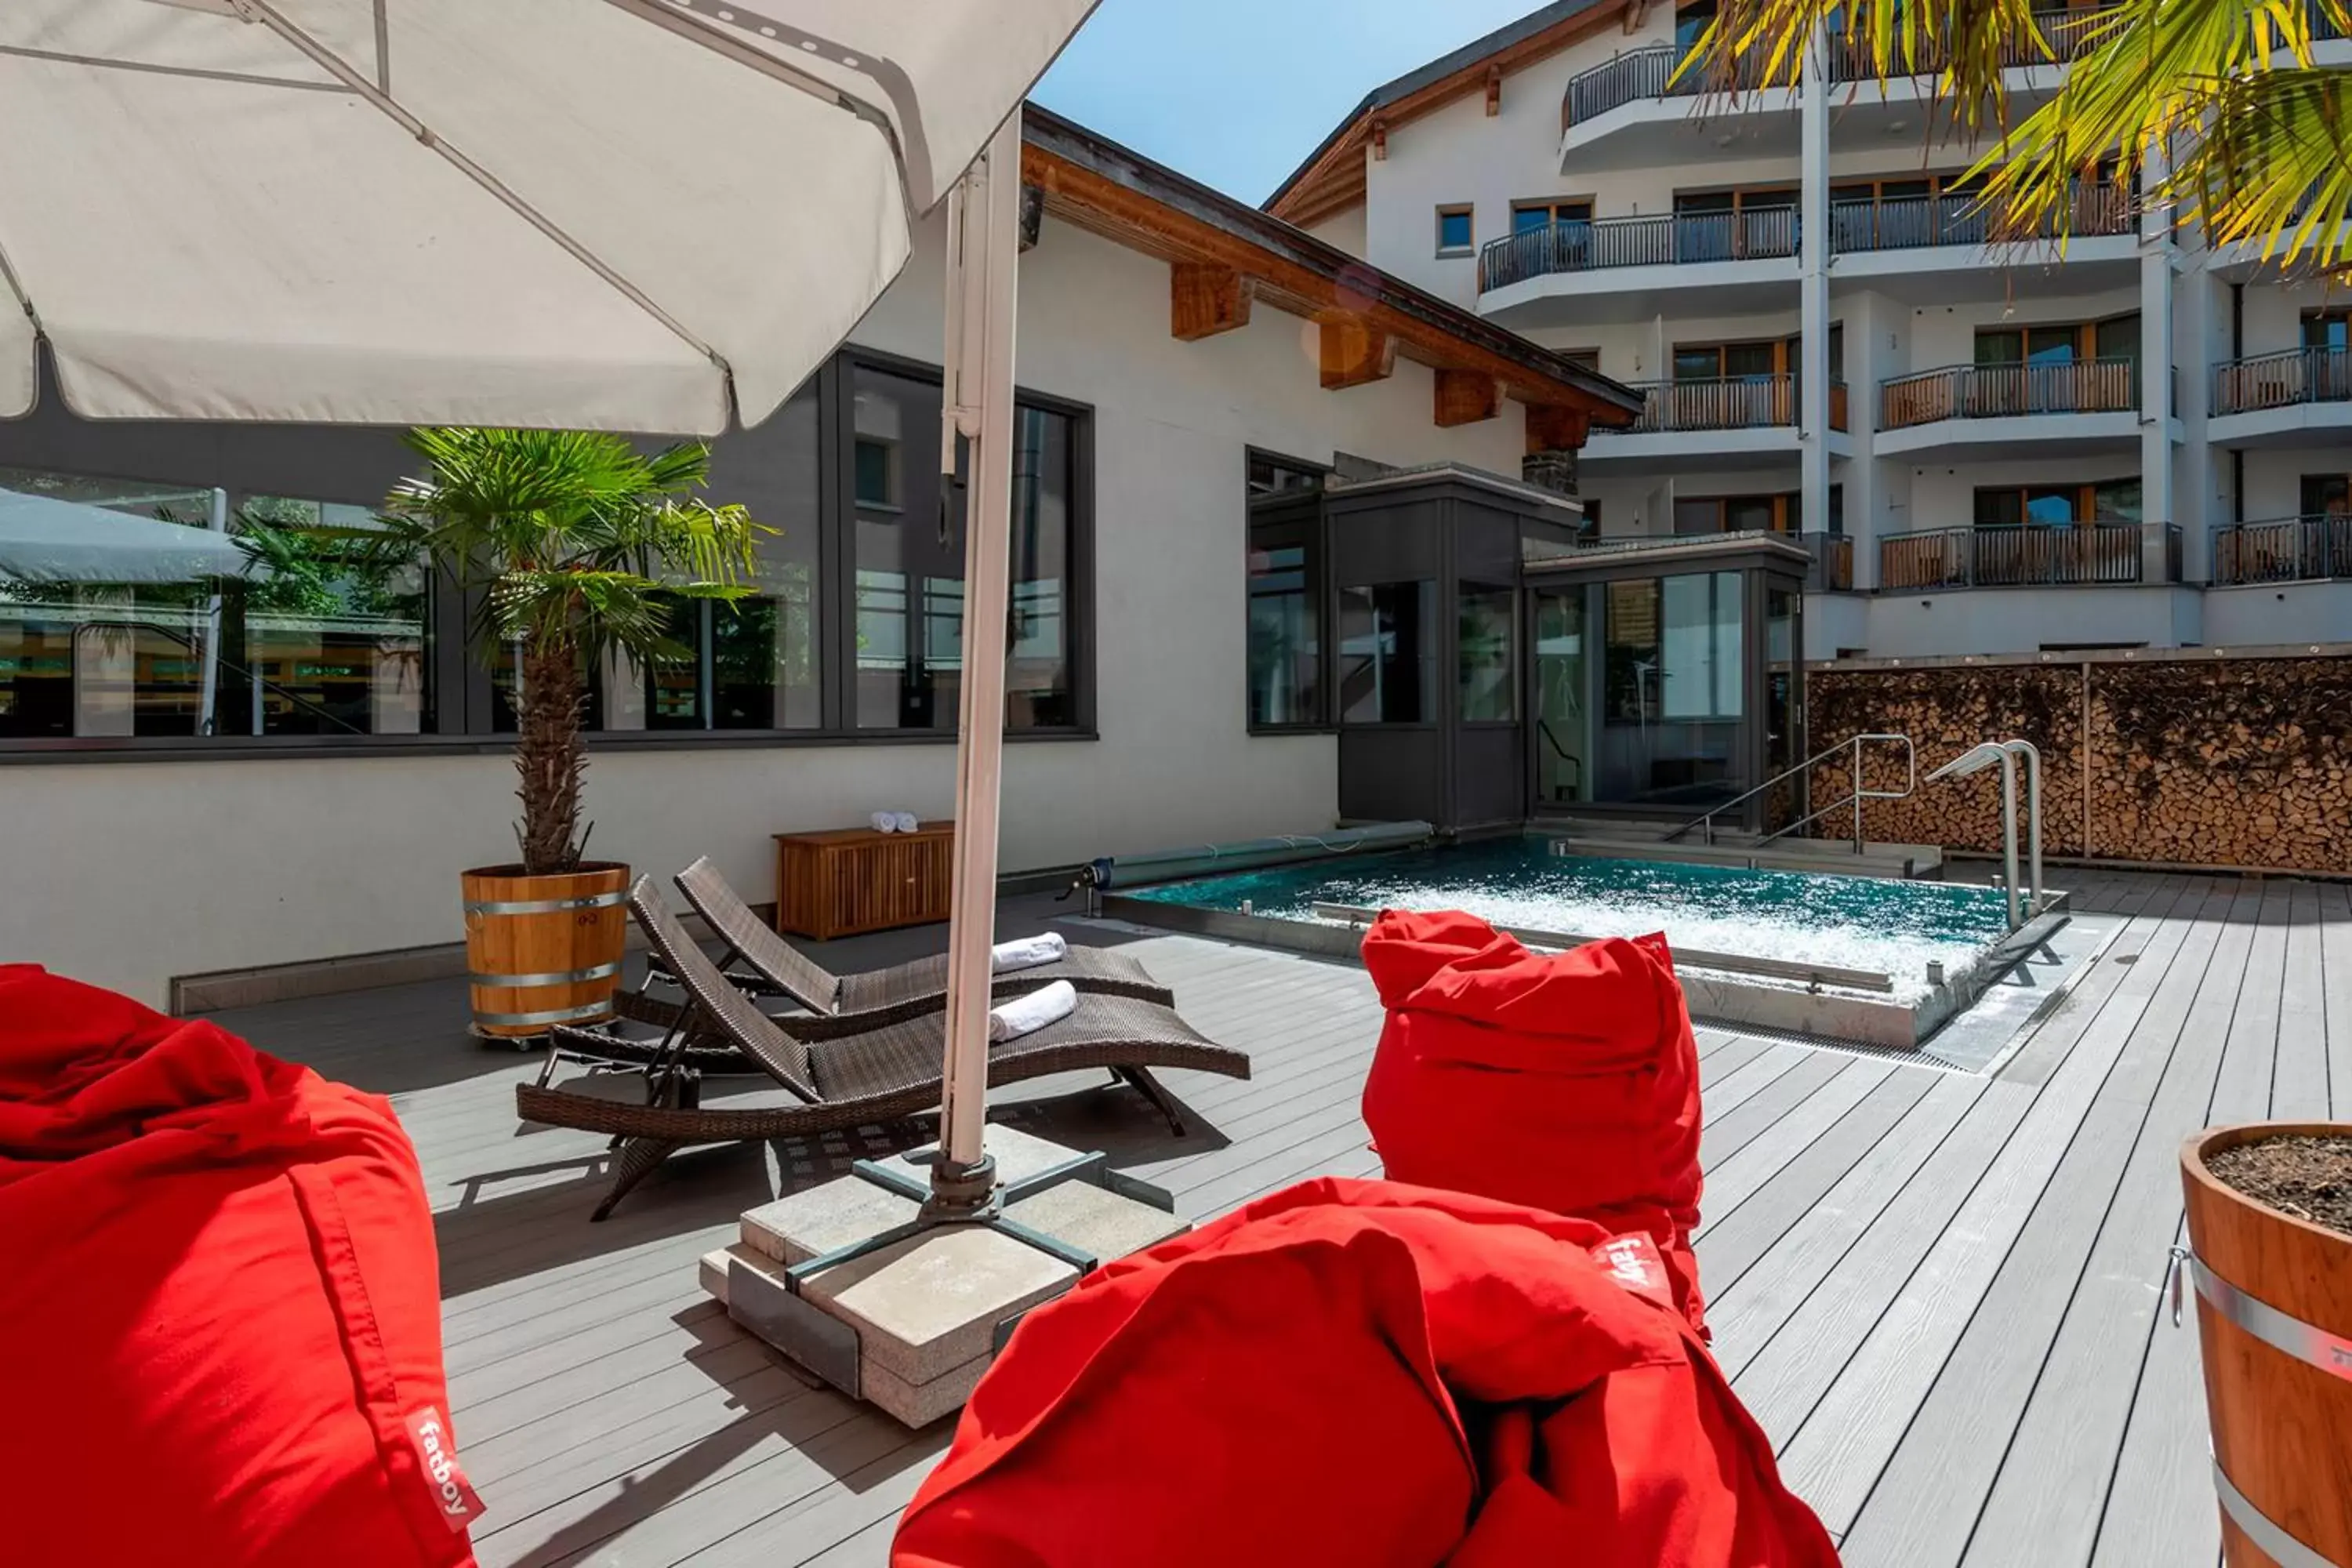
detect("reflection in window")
[1661,571,1744,720]
[1599,571,1745,808]
[569,384,823,735]
[0,468,426,739]
[853,368,1080,731]
[1338,582,1432,724]
[1457,586,1516,722]
[1247,543,1319,727]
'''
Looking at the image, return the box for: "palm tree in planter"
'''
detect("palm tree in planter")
[376,427,762,1042]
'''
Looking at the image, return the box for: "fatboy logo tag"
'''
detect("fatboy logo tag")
[1588,1233,1674,1311]
[405,1406,484,1531]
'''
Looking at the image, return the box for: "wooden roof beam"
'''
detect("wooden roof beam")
[1524,403,1592,453]
[1435,368,1503,426]
[1170,262,1254,341]
[1319,318,1396,390]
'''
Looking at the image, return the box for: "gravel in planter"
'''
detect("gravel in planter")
[2208,1134,2352,1239]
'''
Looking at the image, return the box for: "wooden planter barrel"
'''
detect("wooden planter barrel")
[459,862,631,1042]
[2180,1122,2352,1568]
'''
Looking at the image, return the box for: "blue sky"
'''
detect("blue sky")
[1033,0,1544,207]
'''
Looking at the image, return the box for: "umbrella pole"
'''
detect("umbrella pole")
[928,114,1022,1211]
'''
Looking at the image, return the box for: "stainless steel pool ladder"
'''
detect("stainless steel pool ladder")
[1665,732,1918,855]
[1925,739,2045,931]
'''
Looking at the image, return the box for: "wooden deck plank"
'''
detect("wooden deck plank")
[1769,877,2217,1534]
[1697,1052,1862,1170]
[1833,880,2239,1566]
[1692,1064,1939,1294]
[191,868,2345,1568]
[1948,883,2249,1568]
[2270,879,2329,1123]
[2086,877,2282,1568]
[1717,885,2191,1406]
[2325,878,2352,1120]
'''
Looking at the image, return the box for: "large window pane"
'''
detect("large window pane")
[1247,539,1319,727]
[1008,405,1074,728]
[1661,571,1742,720]
[1457,585,1516,722]
[1599,571,1744,807]
[855,368,953,729]
[852,366,1080,731]
[1338,582,1432,724]
[1533,586,1588,806]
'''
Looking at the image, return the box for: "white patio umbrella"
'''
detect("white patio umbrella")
[2,0,1096,1200]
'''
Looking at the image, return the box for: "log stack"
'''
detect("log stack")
[1806,652,2352,875]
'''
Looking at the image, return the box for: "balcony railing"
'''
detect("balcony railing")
[1829,184,2135,253]
[2212,514,2352,585]
[2212,345,2352,415]
[1878,357,2138,428]
[1802,532,1855,591]
[1560,44,1771,128]
[1566,6,2125,129]
[1479,208,1797,291]
[1623,374,1792,432]
[1879,522,2180,590]
[1824,5,2115,79]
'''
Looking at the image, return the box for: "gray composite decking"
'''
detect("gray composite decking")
[213,866,2346,1567]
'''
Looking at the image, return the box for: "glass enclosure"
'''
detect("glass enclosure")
[1525,546,1804,823]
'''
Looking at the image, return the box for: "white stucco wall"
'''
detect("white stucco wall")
[2239,445,2347,521]
[1866,586,2203,657]
[2202,583,2352,645]
[1,206,1530,1007]
[1302,203,1368,258]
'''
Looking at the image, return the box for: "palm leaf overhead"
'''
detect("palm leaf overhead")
[1685,0,2352,273]
[376,427,768,874]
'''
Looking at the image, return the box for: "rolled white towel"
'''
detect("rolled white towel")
[869,811,899,834]
[892,811,920,833]
[988,979,1076,1044]
[991,932,1068,974]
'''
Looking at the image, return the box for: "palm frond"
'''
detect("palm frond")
[1681,0,2352,269]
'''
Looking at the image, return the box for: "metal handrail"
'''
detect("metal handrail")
[1926,739,2046,930]
[1664,731,1915,851]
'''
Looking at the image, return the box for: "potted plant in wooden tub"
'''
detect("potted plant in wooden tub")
[376,429,760,1043]
[2178,1123,2352,1566]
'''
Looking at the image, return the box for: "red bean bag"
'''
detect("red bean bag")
[0,964,481,1568]
[891,1178,1837,1568]
[1359,911,1708,1333]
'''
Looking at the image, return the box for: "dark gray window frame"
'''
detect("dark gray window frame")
[0,346,1098,763]
[1244,447,1336,735]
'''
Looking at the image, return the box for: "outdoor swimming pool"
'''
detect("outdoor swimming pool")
[1120,837,2020,1005]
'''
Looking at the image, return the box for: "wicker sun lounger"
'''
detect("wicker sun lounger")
[561,856,1174,1074]
[516,877,1248,1220]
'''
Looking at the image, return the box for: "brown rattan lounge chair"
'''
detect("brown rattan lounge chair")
[516,877,1248,1220]
[566,856,1175,1074]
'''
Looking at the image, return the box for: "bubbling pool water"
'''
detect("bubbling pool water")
[1127,840,2015,1004]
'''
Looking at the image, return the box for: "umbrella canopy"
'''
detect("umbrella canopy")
[0,0,1093,433]
[0,488,249,583]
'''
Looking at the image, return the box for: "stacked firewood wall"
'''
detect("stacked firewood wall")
[1806,652,2352,874]
[1805,665,2089,855]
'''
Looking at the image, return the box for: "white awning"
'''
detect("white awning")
[0,0,1095,434]
[0,488,251,583]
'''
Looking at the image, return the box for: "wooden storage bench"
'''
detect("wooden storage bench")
[773,822,955,940]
